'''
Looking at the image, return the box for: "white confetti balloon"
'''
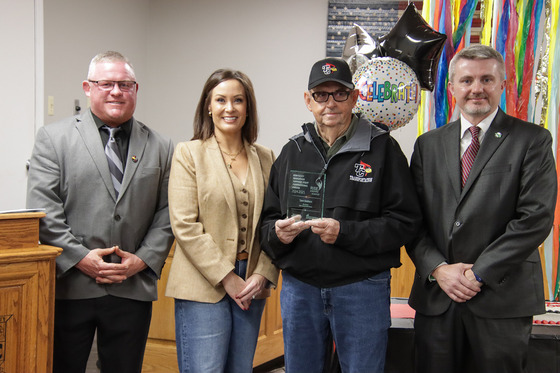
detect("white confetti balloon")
[353,57,420,130]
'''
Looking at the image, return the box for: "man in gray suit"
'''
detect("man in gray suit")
[407,44,557,373]
[27,51,174,373]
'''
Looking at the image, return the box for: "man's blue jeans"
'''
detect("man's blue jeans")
[174,259,265,373]
[281,271,391,373]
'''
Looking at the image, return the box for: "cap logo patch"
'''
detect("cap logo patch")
[322,63,338,75]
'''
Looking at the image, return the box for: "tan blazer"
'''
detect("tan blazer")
[166,137,279,303]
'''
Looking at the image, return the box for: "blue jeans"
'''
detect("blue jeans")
[281,271,391,373]
[174,260,266,373]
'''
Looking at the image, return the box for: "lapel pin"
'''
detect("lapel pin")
[495,132,502,138]
[131,156,138,163]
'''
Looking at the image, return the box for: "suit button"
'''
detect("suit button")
[114,215,121,221]
[454,221,461,227]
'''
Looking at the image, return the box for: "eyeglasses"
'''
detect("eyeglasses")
[311,90,352,103]
[88,80,137,92]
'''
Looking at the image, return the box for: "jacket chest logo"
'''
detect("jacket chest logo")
[350,161,373,183]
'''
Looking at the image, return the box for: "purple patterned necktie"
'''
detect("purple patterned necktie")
[102,126,124,197]
[461,126,480,188]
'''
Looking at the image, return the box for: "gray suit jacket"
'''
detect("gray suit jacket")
[407,109,557,318]
[27,110,175,301]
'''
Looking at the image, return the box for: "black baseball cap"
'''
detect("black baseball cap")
[308,58,354,90]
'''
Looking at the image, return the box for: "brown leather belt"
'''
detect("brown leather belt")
[236,251,249,261]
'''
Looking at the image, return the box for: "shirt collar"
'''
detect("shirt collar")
[93,110,133,137]
[314,115,359,148]
[460,108,498,141]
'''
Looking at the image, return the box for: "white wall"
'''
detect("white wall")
[141,0,329,152]
[0,0,418,210]
[0,0,39,210]
[42,0,418,157]
[42,0,327,155]
[43,0,151,125]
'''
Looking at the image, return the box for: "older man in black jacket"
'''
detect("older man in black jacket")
[261,57,422,373]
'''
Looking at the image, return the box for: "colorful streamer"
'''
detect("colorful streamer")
[504,0,518,116]
[548,0,560,299]
[516,0,536,120]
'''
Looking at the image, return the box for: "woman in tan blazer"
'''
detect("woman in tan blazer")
[166,69,278,373]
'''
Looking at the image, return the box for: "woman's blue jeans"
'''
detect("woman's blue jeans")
[281,270,391,373]
[174,260,265,373]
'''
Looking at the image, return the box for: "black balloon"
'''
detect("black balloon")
[378,3,446,91]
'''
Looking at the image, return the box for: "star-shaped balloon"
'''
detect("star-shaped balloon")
[342,23,382,74]
[378,3,446,91]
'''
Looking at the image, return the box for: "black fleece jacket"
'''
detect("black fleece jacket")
[260,116,422,287]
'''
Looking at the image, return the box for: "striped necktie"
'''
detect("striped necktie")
[102,125,124,197]
[461,126,480,188]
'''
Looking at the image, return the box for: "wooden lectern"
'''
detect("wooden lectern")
[0,212,61,373]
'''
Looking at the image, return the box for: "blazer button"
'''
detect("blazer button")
[114,214,121,221]
[454,221,461,227]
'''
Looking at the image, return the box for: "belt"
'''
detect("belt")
[236,251,249,261]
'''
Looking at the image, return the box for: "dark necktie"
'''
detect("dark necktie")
[461,126,480,188]
[102,126,124,197]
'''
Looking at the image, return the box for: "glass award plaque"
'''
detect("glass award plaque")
[287,170,326,221]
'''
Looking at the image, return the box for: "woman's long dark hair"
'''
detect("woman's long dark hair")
[192,69,258,144]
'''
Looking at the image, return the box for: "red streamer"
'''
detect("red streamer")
[505,0,518,116]
[554,107,560,298]
[517,1,537,120]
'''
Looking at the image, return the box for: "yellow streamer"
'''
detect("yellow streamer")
[452,0,457,29]
[418,91,426,137]
[545,0,559,129]
[481,0,495,45]
[514,0,525,68]
[422,0,431,23]
[537,0,551,127]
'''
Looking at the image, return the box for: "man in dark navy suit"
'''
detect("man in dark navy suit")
[407,44,557,373]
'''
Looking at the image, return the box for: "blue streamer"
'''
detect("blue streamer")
[453,0,479,48]
[533,0,544,55]
[435,43,449,127]
[497,0,510,111]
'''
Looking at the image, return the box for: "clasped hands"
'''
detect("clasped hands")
[275,216,340,245]
[221,216,339,311]
[432,263,483,303]
[222,272,268,311]
[76,246,148,284]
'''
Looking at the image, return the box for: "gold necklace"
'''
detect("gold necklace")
[220,146,244,168]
